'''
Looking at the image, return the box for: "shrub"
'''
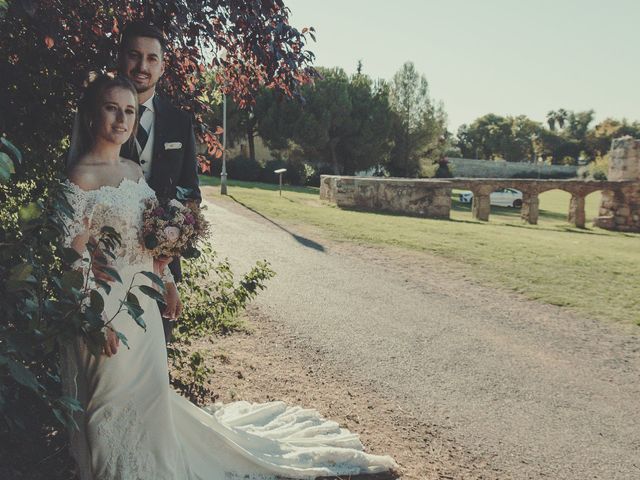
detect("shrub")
[170,240,275,403]
[0,139,165,478]
[226,155,264,182]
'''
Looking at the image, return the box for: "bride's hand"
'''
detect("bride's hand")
[103,327,120,357]
[153,255,172,276]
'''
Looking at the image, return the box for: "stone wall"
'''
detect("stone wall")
[320,176,451,218]
[595,137,640,232]
[321,174,640,229]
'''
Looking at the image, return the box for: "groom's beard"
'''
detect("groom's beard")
[132,75,156,94]
[136,84,156,95]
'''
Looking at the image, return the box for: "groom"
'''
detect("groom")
[118,21,202,341]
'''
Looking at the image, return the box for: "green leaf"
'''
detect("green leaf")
[143,234,158,249]
[52,408,68,428]
[62,247,81,264]
[83,309,103,329]
[89,290,104,314]
[139,285,166,304]
[58,395,83,413]
[100,225,119,237]
[126,292,140,306]
[61,270,84,290]
[115,331,130,349]
[18,202,42,223]
[18,202,42,224]
[8,263,33,282]
[126,308,146,330]
[1,137,22,164]
[7,358,40,393]
[139,271,166,291]
[23,298,38,313]
[0,152,14,182]
[99,266,122,284]
[94,279,112,295]
[124,297,145,330]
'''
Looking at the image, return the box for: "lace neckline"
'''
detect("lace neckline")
[65,176,145,194]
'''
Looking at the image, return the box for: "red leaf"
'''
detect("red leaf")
[44,36,54,49]
[197,156,211,174]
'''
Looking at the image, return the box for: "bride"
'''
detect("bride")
[61,74,398,480]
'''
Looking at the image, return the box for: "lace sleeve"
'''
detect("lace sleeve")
[62,181,94,250]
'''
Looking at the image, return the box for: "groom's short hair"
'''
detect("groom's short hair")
[120,21,167,53]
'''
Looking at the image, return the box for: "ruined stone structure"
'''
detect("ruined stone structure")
[594,137,640,232]
[320,138,640,231]
[319,176,451,219]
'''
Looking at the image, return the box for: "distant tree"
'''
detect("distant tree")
[565,110,595,140]
[340,74,393,174]
[203,74,268,163]
[253,66,394,176]
[585,118,640,156]
[505,115,544,162]
[388,61,446,177]
[460,109,606,164]
[291,67,353,174]
[456,114,513,160]
[546,109,568,131]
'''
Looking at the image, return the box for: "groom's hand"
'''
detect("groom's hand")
[162,282,182,320]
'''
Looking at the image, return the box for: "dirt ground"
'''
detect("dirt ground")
[179,305,501,480]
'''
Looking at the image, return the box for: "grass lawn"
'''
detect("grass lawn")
[200,176,640,326]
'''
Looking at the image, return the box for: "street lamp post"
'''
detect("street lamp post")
[220,92,228,195]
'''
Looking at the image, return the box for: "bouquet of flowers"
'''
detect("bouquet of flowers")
[141,198,209,259]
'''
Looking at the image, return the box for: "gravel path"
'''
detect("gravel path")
[203,192,640,479]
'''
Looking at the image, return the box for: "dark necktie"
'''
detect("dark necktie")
[136,105,149,156]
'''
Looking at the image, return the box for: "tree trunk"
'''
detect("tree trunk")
[245,113,258,162]
[246,123,256,162]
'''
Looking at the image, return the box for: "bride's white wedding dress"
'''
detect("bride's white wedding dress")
[60,177,397,480]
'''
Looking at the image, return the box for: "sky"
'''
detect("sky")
[285,0,640,132]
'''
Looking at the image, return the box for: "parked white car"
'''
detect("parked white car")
[458,188,523,208]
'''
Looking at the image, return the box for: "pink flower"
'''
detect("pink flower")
[163,226,180,243]
[153,207,165,216]
[184,213,195,225]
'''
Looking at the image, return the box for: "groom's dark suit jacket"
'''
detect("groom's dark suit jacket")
[121,94,202,283]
